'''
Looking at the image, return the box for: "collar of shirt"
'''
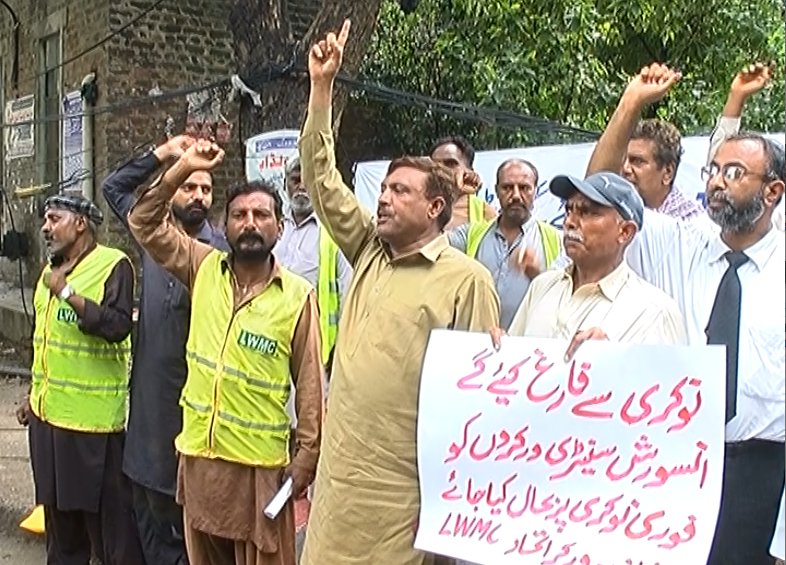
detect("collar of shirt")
[707,226,780,272]
[219,253,284,289]
[194,220,219,244]
[657,186,703,220]
[382,233,450,264]
[562,260,631,301]
[285,211,319,228]
[491,214,536,237]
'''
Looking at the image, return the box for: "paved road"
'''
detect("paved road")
[0,378,45,562]
[0,378,454,564]
[0,533,45,564]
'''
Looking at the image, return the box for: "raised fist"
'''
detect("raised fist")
[730,61,775,99]
[178,139,225,173]
[623,63,682,106]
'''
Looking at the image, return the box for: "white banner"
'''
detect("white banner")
[354,134,785,229]
[416,330,726,565]
[4,95,35,160]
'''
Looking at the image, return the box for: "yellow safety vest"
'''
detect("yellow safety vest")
[317,226,340,366]
[30,245,132,433]
[466,219,561,268]
[468,194,487,224]
[176,250,311,468]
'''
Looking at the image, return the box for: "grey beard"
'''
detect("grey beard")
[707,188,766,233]
[290,194,313,217]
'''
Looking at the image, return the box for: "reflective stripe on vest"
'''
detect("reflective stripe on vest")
[465,219,561,268]
[176,251,311,467]
[317,227,340,366]
[468,194,486,224]
[30,245,131,433]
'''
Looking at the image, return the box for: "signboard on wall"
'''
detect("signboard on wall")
[4,95,35,160]
[61,91,83,193]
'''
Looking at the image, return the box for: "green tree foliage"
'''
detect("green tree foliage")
[353,0,785,155]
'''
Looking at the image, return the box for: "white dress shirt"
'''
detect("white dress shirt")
[626,209,785,442]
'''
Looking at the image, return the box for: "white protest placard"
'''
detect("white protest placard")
[416,330,726,565]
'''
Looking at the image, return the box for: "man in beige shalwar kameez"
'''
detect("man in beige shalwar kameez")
[299,21,501,565]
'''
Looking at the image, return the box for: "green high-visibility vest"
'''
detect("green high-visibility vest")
[317,226,340,366]
[30,245,132,433]
[176,250,311,467]
[468,194,487,224]
[466,219,561,268]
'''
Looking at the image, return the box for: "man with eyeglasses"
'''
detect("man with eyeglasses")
[586,62,785,565]
[707,62,784,233]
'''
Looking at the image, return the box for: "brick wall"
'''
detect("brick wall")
[101,0,241,257]
[0,0,375,291]
[0,0,242,287]
[0,0,109,285]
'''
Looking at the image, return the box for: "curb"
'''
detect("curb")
[0,364,31,379]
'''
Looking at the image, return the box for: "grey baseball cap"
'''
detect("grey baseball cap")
[550,171,644,230]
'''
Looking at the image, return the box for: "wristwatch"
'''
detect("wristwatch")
[58,284,75,301]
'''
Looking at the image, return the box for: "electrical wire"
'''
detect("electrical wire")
[0,78,230,129]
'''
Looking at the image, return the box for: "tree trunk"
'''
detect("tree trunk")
[229,0,384,141]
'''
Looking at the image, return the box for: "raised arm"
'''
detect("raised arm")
[102,136,194,228]
[127,140,223,290]
[102,153,160,229]
[586,64,681,177]
[299,20,374,265]
[708,62,774,164]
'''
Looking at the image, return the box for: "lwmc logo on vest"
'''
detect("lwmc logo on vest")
[56,307,78,324]
[237,329,278,355]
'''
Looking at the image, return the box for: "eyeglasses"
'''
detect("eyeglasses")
[701,163,771,184]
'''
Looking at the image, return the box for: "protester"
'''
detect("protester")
[490,171,688,354]
[298,20,499,565]
[128,141,324,565]
[588,61,785,565]
[18,194,144,565]
[624,118,704,220]
[102,134,228,565]
[275,155,351,406]
[449,158,561,329]
[708,61,784,232]
[429,135,497,230]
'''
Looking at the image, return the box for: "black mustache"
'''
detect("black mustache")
[237,232,264,244]
[185,202,207,213]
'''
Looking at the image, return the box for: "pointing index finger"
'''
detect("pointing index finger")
[337,19,351,47]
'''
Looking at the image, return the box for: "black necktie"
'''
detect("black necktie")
[706,251,749,423]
